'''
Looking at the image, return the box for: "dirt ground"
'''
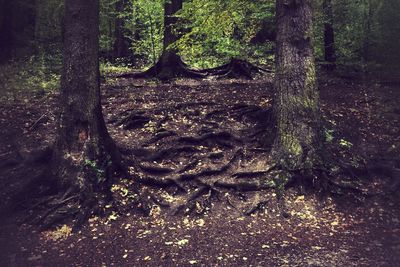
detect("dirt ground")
[0,74,399,266]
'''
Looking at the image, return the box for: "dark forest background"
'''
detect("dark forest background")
[1,0,400,93]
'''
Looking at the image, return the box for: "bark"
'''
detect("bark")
[113,0,130,59]
[323,0,336,70]
[272,0,324,176]
[52,0,122,208]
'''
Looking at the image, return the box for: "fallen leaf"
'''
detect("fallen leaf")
[177,239,189,246]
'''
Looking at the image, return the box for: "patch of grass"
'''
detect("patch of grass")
[99,59,132,76]
[0,54,61,96]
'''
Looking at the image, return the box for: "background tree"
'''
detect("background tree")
[113,0,131,59]
[375,0,400,73]
[272,0,323,188]
[0,0,36,63]
[322,0,335,70]
[34,0,63,52]
[0,0,14,63]
[156,0,184,78]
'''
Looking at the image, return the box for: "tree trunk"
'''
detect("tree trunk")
[323,0,336,70]
[0,0,14,63]
[272,0,323,178]
[362,0,372,63]
[157,0,183,78]
[52,0,122,214]
[113,0,130,59]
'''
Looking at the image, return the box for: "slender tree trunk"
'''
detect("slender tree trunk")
[52,0,122,211]
[362,0,372,63]
[113,0,130,59]
[323,0,336,70]
[272,0,323,179]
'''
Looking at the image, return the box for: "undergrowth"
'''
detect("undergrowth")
[0,54,61,96]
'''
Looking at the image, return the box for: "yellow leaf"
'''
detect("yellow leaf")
[196,219,205,227]
[177,239,189,246]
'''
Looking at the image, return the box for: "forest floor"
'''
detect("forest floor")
[0,73,399,266]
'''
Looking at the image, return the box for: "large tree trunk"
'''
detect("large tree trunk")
[272,0,324,179]
[323,0,336,70]
[113,0,130,59]
[51,0,122,221]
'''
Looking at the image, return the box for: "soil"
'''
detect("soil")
[0,73,399,266]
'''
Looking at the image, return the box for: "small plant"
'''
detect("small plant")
[325,129,335,143]
[43,224,72,241]
[99,60,132,76]
[0,54,61,95]
[84,159,105,181]
[339,139,353,148]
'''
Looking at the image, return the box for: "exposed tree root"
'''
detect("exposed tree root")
[173,186,219,215]
[116,57,206,80]
[7,94,383,230]
[115,58,268,80]
[113,100,373,218]
[204,58,271,79]
[244,193,268,215]
[138,163,174,175]
[137,176,186,193]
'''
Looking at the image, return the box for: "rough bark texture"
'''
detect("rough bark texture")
[113,0,130,59]
[323,0,336,70]
[272,0,323,176]
[52,0,122,210]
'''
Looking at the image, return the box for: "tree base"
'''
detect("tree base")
[117,57,206,80]
[117,57,270,81]
[203,58,271,79]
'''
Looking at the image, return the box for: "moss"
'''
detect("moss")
[281,132,303,156]
[286,94,317,111]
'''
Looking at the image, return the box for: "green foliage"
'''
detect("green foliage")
[125,0,164,67]
[0,54,61,95]
[99,0,116,52]
[312,0,400,72]
[339,139,353,148]
[100,59,132,75]
[177,0,275,68]
[324,129,335,143]
[97,0,275,68]
[35,0,63,47]
[2,0,400,80]
[84,159,105,181]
